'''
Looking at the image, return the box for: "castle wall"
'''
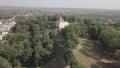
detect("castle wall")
[59,22,69,29]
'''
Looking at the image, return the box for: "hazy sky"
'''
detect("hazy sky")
[0,0,120,9]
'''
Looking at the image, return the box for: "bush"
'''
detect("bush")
[64,49,85,68]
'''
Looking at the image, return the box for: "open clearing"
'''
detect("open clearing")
[73,38,120,68]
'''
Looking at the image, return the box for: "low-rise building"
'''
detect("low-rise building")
[0,26,10,40]
[0,20,16,40]
[4,20,16,27]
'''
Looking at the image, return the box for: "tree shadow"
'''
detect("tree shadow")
[82,39,102,54]
[78,38,120,68]
[91,62,120,68]
[79,39,101,59]
[91,63,102,68]
[79,48,100,60]
[80,39,114,60]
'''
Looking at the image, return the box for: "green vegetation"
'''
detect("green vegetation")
[64,49,85,68]
[73,38,101,68]
[0,14,120,68]
[0,16,57,67]
[62,23,87,68]
[0,56,12,68]
[62,17,120,68]
[62,23,87,49]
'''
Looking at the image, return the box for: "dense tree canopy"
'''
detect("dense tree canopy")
[0,16,56,67]
[0,15,120,68]
[0,57,12,68]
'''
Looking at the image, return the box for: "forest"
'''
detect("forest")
[0,15,120,68]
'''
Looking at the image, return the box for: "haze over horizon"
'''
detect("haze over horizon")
[0,0,120,10]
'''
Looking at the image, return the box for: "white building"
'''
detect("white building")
[1,32,8,36]
[56,16,69,29]
[0,20,16,40]
[0,27,9,40]
[0,32,8,40]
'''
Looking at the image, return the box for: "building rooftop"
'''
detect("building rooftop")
[0,24,10,28]
[0,28,9,33]
[0,24,10,32]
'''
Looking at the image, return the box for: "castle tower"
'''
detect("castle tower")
[56,16,69,29]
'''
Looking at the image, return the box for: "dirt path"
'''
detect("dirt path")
[73,38,120,68]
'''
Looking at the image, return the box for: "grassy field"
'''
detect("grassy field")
[73,38,98,68]
[73,38,120,68]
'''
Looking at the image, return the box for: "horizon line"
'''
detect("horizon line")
[0,5,120,11]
